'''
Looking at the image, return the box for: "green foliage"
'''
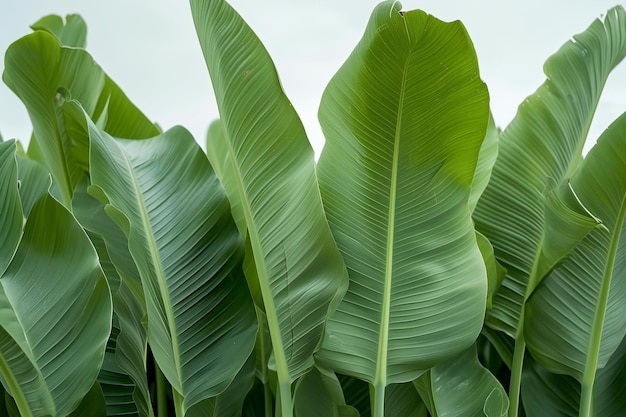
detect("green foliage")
[0,2,625,417]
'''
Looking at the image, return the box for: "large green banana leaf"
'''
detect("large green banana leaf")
[88,119,257,414]
[8,25,158,410]
[315,2,489,415]
[524,111,626,415]
[473,6,626,337]
[0,141,112,416]
[471,6,626,415]
[190,1,349,413]
[3,22,158,206]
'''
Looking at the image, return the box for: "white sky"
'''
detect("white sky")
[1,0,625,156]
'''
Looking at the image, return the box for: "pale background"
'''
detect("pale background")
[1,0,625,156]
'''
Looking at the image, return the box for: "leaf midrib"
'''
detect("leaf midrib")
[375,39,411,390]
[582,193,626,386]
[117,144,183,387]
[223,136,290,383]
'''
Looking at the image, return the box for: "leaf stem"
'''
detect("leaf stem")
[0,352,35,417]
[579,195,626,417]
[278,381,293,417]
[155,362,168,417]
[264,380,273,417]
[508,333,526,417]
[579,382,594,417]
[372,381,385,417]
[173,388,184,417]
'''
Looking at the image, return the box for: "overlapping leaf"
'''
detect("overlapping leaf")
[3,26,158,205]
[474,5,626,337]
[293,367,359,417]
[0,150,111,416]
[191,0,349,394]
[88,120,257,413]
[416,346,508,417]
[524,112,626,401]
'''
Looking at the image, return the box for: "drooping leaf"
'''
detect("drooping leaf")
[524,111,626,414]
[3,30,158,206]
[88,120,257,413]
[0,192,112,417]
[191,0,349,403]
[72,179,141,291]
[315,3,489,414]
[473,5,626,338]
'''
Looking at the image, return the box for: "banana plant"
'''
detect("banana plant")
[87,119,258,415]
[472,6,626,416]
[0,140,112,417]
[315,2,491,415]
[191,0,349,415]
[2,1,626,416]
[523,110,626,417]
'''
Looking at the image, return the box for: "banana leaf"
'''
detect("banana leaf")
[3,27,158,206]
[88,118,257,414]
[315,2,489,415]
[472,6,626,415]
[524,111,626,415]
[191,1,349,414]
[0,144,111,416]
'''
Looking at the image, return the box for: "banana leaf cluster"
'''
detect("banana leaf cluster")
[1,1,625,416]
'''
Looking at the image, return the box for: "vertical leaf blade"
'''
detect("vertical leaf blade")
[191,0,349,383]
[316,1,489,388]
[89,122,257,412]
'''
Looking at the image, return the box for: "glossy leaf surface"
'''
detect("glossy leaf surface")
[316,0,489,391]
[191,0,349,386]
[89,121,257,413]
[0,189,111,416]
